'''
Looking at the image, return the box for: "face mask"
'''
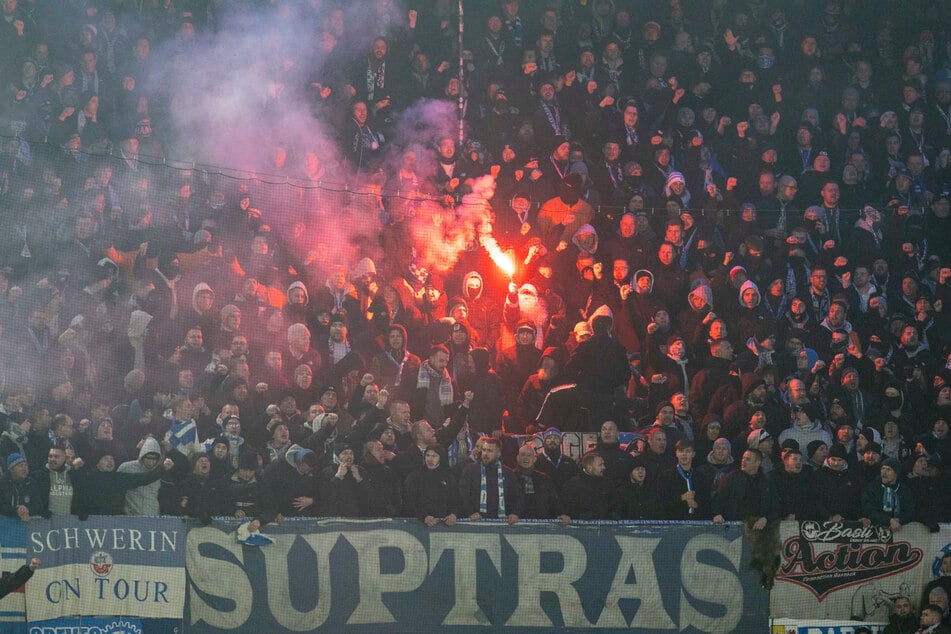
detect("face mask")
[883,394,902,410]
[757,55,775,69]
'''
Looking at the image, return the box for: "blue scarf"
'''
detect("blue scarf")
[677,465,695,514]
[479,460,506,517]
[882,484,899,515]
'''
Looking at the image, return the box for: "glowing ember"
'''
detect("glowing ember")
[483,236,515,278]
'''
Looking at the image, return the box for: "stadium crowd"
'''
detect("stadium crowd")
[1,0,951,613]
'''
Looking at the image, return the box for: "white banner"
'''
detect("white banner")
[25,517,186,622]
[771,520,931,622]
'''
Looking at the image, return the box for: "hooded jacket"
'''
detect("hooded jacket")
[259,444,321,522]
[735,280,774,344]
[623,269,658,338]
[461,270,502,351]
[285,280,310,311]
[191,282,215,313]
[118,437,164,516]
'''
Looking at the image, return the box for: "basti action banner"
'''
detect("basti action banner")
[771,520,932,622]
[185,517,768,633]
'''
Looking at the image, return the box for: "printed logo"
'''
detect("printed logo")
[799,521,892,544]
[102,618,144,633]
[779,522,923,600]
[90,551,114,577]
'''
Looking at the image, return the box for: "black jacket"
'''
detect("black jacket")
[561,472,620,520]
[514,469,563,519]
[403,466,457,519]
[711,469,780,521]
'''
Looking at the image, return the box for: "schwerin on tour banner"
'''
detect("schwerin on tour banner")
[771,520,932,622]
[24,516,186,622]
[186,517,768,633]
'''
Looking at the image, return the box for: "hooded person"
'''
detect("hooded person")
[259,444,320,522]
[283,280,311,327]
[368,324,421,403]
[117,436,167,516]
[554,223,601,281]
[460,271,502,352]
[847,205,885,268]
[178,281,217,342]
[680,279,716,357]
[71,450,175,520]
[735,280,774,345]
[347,257,390,355]
[622,268,658,341]
[536,172,595,251]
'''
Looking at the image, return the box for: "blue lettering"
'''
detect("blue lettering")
[114,578,129,600]
[45,579,80,604]
[154,581,169,603]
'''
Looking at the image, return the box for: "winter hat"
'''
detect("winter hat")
[292,447,315,468]
[713,437,732,452]
[238,451,259,471]
[864,441,882,455]
[540,346,567,369]
[542,427,563,439]
[516,320,537,335]
[828,443,849,460]
[747,429,771,449]
[6,453,26,470]
[780,438,800,454]
[858,427,876,443]
[666,171,686,188]
[881,457,901,474]
[211,436,230,454]
[573,321,593,338]
[806,440,828,459]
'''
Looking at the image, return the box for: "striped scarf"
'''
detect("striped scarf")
[479,460,506,517]
[417,362,454,407]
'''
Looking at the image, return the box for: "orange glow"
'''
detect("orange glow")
[483,236,514,277]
